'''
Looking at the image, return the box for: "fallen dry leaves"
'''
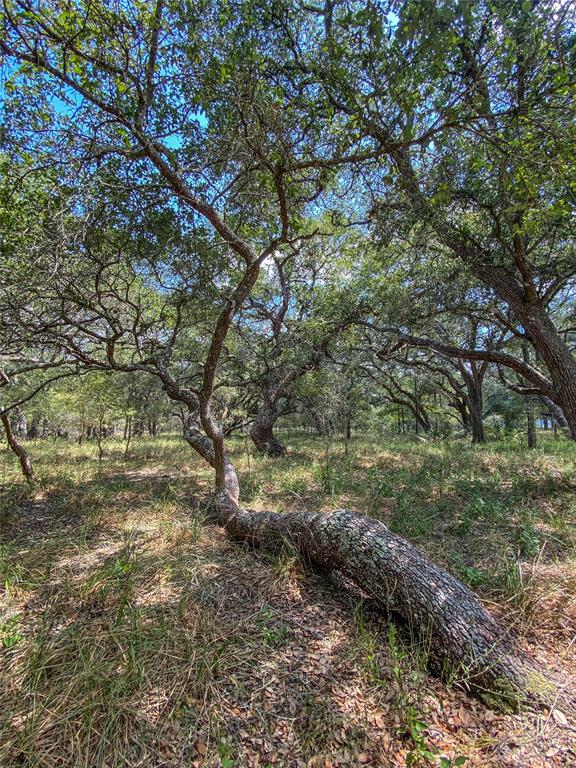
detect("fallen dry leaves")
[1,460,575,768]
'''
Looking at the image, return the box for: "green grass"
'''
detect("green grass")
[1,432,575,766]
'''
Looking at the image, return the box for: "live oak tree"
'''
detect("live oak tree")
[326,199,558,442]
[342,233,509,441]
[272,0,576,436]
[0,0,572,707]
[373,314,508,444]
[0,164,84,478]
[230,246,327,456]
[233,238,363,455]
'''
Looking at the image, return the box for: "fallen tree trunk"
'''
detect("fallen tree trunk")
[212,502,558,710]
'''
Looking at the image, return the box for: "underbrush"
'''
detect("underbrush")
[1,433,575,766]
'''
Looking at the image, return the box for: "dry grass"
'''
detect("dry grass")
[1,433,575,767]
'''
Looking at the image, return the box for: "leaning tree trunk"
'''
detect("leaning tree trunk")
[180,404,558,709]
[1,412,34,483]
[215,500,557,709]
[250,399,287,457]
[513,304,576,440]
[180,399,563,710]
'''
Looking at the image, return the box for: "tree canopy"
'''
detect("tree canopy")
[1,0,576,712]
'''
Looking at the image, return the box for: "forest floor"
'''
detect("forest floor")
[0,433,575,768]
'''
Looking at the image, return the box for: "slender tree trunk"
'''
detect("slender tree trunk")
[344,414,351,455]
[15,408,27,438]
[526,399,537,449]
[184,409,240,504]
[124,416,132,460]
[1,412,34,483]
[97,416,104,465]
[463,371,485,444]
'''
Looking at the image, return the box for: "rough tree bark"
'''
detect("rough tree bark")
[513,304,576,440]
[1,412,34,483]
[250,396,287,457]
[250,344,333,457]
[467,388,485,444]
[219,503,555,708]
[455,358,487,445]
[182,409,558,709]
